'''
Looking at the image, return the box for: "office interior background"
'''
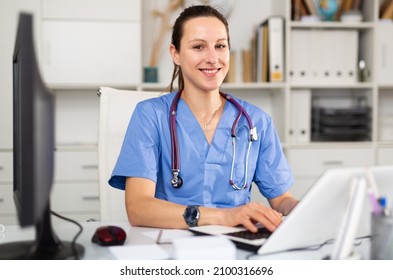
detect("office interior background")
[0,0,392,225]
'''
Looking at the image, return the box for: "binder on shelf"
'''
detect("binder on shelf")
[290,29,311,84]
[289,89,311,143]
[290,29,358,85]
[267,16,285,82]
[377,23,393,86]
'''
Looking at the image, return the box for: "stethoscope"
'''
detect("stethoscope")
[169,90,258,190]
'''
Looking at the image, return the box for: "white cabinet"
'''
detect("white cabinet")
[0,151,16,225]
[377,147,393,165]
[286,145,375,199]
[50,149,99,222]
[41,0,142,87]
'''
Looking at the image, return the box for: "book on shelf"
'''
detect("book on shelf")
[242,49,253,83]
[380,0,393,19]
[224,51,236,83]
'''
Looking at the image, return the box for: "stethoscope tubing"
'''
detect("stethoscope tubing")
[169,90,257,190]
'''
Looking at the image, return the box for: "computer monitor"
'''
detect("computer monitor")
[0,13,84,259]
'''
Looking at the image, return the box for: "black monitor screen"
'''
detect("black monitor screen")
[12,12,54,227]
[0,12,84,260]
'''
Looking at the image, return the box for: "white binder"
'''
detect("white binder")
[289,89,311,143]
[267,16,285,82]
[377,22,393,86]
[290,30,311,84]
[290,29,358,85]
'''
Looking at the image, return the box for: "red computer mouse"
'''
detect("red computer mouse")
[92,225,127,246]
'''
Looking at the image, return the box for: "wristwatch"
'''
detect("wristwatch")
[183,205,200,227]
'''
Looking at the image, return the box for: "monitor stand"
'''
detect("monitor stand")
[0,204,84,260]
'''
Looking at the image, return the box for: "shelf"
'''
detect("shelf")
[378,85,393,89]
[290,21,374,30]
[290,83,374,89]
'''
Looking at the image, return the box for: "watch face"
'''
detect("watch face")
[184,206,200,227]
[184,0,234,18]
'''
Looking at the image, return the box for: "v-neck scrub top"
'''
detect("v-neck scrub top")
[109,92,294,208]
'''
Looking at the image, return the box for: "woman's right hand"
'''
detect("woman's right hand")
[220,202,283,233]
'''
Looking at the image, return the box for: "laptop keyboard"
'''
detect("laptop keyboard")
[225,227,272,240]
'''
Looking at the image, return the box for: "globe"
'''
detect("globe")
[318,0,339,21]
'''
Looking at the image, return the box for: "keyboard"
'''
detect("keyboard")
[225,227,272,240]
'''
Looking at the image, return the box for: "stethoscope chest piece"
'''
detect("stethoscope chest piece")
[171,169,183,188]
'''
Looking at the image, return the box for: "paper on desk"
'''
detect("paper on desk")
[143,229,194,243]
[109,244,170,260]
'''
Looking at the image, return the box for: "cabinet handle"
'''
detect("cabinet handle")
[82,195,99,201]
[0,198,4,203]
[323,160,343,166]
[81,165,98,170]
[0,166,4,171]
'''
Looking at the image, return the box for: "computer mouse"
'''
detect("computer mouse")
[92,225,127,246]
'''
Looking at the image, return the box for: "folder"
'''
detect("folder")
[290,29,310,84]
[290,29,358,85]
[289,89,311,143]
[377,23,393,86]
[267,16,285,82]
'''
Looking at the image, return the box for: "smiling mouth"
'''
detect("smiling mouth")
[200,68,221,74]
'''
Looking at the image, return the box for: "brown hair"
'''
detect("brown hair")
[168,5,230,92]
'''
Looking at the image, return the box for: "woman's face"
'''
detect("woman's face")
[171,16,230,93]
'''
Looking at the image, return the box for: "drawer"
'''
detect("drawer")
[42,0,141,21]
[54,151,98,182]
[0,185,17,215]
[0,214,18,226]
[377,147,393,165]
[0,152,12,183]
[286,147,375,177]
[51,183,99,213]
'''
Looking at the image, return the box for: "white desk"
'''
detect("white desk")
[0,221,371,260]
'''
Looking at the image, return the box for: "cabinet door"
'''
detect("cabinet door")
[54,150,98,182]
[0,185,16,216]
[0,152,12,183]
[377,147,393,165]
[42,21,141,86]
[286,147,375,177]
[51,182,99,213]
[42,0,141,21]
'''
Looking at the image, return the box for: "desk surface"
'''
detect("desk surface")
[0,221,370,260]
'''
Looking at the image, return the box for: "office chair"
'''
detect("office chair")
[97,87,161,223]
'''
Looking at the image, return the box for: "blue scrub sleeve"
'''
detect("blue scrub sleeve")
[253,117,294,199]
[108,103,160,190]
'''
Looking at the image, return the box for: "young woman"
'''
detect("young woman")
[109,5,298,233]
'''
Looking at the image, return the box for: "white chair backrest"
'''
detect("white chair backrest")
[98,87,162,223]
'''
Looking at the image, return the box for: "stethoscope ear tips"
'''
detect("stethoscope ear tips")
[171,176,183,188]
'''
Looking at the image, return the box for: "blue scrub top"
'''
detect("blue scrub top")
[109,92,294,208]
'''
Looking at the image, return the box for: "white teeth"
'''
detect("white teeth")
[201,69,218,74]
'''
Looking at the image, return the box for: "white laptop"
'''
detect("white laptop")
[189,165,393,255]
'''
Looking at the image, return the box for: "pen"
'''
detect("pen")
[156,229,163,244]
[368,189,383,216]
[378,196,391,217]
